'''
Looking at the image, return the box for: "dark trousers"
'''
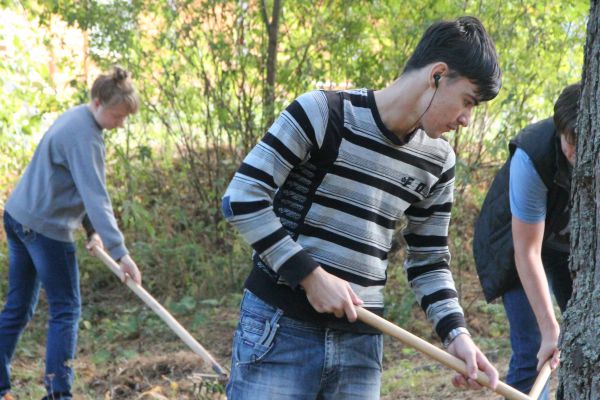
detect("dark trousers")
[0,212,79,399]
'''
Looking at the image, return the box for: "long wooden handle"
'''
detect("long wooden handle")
[529,360,552,399]
[356,307,532,400]
[93,246,228,379]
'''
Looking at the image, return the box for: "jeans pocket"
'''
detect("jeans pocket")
[234,311,280,366]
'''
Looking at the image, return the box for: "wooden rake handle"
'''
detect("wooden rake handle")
[529,360,552,399]
[92,246,228,380]
[356,307,532,400]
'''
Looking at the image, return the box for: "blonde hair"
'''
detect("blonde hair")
[90,66,140,114]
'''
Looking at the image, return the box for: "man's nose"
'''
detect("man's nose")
[458,109,471,127]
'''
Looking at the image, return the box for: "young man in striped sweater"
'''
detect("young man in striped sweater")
[222,16,502,399]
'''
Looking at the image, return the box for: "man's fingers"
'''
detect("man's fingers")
[464,351,478,380]
[344,285,359,322]
[86,235,104,256]
[348,285,363,306]
[466,377,483,390]
[477,352,499,389]
[452,374,466,388]
[130,267,140,284]
[537,351,554,371]
[453,375,482,390]
[344,301,357,322]
[128,269,141,285]
[118,257,142,285]
[119,264,131,283]
[551,350,561,370]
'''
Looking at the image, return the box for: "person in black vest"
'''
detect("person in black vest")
[473,83,581,398]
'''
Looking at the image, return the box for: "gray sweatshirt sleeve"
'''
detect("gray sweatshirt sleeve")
[66,131,128,260]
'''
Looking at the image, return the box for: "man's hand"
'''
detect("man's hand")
[300,267,363,322]
[119,254,142,285]
[85,233,103,255]
[448,333,498,390]
[537,323,560,371]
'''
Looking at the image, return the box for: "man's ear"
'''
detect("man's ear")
[429,62,449,88]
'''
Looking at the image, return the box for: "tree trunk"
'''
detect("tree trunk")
[261,0,282,129]
[558,1,600,398]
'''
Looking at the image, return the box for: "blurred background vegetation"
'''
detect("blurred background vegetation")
[0,0,589,398]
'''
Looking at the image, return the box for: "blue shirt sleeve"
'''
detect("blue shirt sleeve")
[509,148,548,224]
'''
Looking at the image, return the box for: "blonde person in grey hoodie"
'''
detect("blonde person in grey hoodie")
[0,66,141,400]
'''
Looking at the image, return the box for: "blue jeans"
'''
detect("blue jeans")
[227,290,383,399]
[0,212,79,399]
[502,249,572,400]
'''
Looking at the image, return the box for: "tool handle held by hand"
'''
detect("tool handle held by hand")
[529,360,552,399]
[356,307,532,400]
[93,246,228,379]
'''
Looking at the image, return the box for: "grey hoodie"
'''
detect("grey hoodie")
[5,105,128,260]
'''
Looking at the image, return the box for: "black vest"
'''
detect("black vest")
[473,118,571,302]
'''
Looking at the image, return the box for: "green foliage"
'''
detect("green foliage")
[0,6,91,205]
[0,10,49,197]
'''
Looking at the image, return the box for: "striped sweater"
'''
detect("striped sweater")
[222,89,465,338]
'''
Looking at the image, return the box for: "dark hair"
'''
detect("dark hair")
[403,16,502,102]
[553,83,581,144]
[90,66,139,113]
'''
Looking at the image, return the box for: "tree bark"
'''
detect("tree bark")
[261,0,282,129]
[558,1,600,398]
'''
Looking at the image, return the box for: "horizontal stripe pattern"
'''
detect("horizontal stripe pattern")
[313,194,396,229]
[223,88,464,339]
[343,130,443,176]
